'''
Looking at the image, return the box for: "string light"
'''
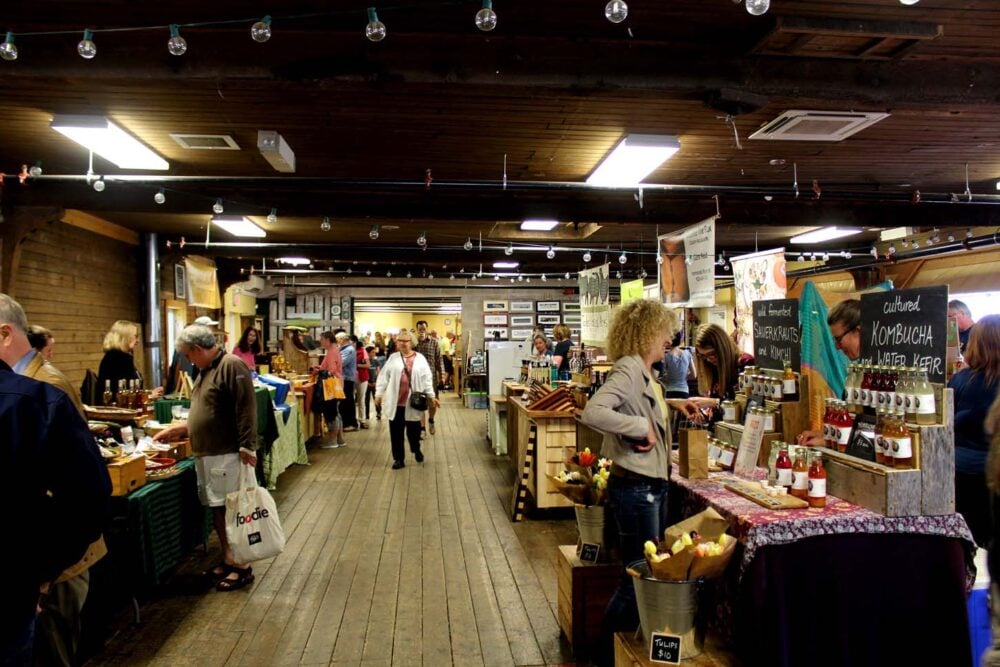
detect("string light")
[267,208,278,224]
[582,251,592,262]
[746,0,770,15]
[656,255,664,265]
[475,0,498,31]
[463,237,473,251]
[92,177,106,192]
[417,230,427,247]
[604,0,628,23]
[321,216,331,231]
[212,198,224,214]
[1,32,17,61]
[369,225,380,240]
[167,24,187,56]
[77,29,97,59]
[154,188,166,204]
[967,229,974,238]
[504,243,514,256]
[564,272,571,279]
[546,245,556,259]
[618,250,627,264]
[365,7,387,42]
[251,16,272,43]
[28,161,42,177]
[947,232,956,243]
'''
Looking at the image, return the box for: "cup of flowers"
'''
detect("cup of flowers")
[547,448,612,557]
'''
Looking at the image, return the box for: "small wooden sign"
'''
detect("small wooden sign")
[734,410,766,477]
[649,632,682,664]
[845,414,877,462]
[579,543,600,563]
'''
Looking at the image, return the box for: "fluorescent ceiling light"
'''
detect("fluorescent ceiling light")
[586,134,681,187]
[277,256,310,266]
[50,115,168,170]
[790,226,862,244]
[212,216,266,238]
[520,219,560,231]
[493,261,519,269]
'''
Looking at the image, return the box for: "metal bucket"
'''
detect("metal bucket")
[574,504,605,555]
[628,560,705,660]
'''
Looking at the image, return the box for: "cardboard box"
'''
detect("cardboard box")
[678,428,709,479]
[107,454,146,496]
[557,545,620,659]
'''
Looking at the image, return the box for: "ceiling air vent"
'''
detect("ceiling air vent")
[169,133,241,150]
[749,110,889,142]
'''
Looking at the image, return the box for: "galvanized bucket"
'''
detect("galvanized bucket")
[574,504,605,556]
[628,560,705,660]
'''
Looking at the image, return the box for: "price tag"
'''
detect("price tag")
[649,632,682,664]
[579,543,600,563]
[734,410,765,478]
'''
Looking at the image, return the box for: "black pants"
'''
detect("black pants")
[365,384,378,418]
[339,380,357,428]
[389,408,422,463]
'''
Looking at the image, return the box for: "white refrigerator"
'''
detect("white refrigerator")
[486,340,528,396]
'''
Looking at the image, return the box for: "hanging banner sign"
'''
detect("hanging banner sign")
[579,263,611,348]
[731,248,787,356]
[752,298,801,372]
[620,278,645,305]
[859,285,948,383]
[185,256,222,309]
[658,217,716,308]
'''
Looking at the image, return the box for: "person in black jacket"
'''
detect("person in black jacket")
[97,320,163,402]
[0,361,111,664]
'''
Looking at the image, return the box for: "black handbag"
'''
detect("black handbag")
[403,361,429,411]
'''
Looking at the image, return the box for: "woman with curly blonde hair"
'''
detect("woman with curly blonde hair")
[98,320,163,400]
[579,299,701,664]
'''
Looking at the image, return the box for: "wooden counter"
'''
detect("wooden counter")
[507,395,575,509]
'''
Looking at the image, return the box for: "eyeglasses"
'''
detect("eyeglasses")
[695,349,717,361]
[832,326,857,345]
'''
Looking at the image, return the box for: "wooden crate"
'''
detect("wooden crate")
[735,373,810,444]
[824,389,954,517]
[107,454,147,496]
[557,545,620,659]
[153,439,191,461]
[614,631,736,667]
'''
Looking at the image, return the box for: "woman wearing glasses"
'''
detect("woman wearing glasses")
[578,299,702,665]
[693,323,754,403]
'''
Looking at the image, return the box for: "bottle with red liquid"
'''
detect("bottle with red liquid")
[790,448,809,499]
[873,366,887,410]
[775,445,793,488]
[822,399,836,448]
[886,366,899,413]
[835,401,853,453]
[808,451,827,508]
[860,366,874,414]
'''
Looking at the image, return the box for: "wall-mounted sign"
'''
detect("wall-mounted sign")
[752,298,800,372]
[859,286,948,383]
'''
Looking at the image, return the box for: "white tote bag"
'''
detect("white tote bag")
[225,464,286,564]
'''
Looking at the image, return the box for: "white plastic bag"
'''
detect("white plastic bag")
[225,464,285,563]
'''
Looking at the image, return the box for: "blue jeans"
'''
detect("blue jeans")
[597,474,669,666]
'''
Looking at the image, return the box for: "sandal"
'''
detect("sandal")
[215,565,254,592]
[201,562,231,582]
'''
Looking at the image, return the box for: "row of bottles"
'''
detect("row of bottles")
[773,444,826,507]
[844,364,936,424]
[738,362,799,402]
[821,399,855,452]
[102,379,148,410]
[875,408,914,469]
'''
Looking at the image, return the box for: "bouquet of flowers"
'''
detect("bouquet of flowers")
[636,508,737,581]
[547,447,612,506]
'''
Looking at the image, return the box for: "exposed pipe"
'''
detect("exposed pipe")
[142,233,163,388]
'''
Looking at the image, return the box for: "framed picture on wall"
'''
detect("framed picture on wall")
[537,314,561,325]
[174,264,187,300]
[510,301,534,312]
[484,314,508,326]
[562,302,581,313]
[483,300,509,312]
[485,327,509,340]
[509,314,534,327]
[537,301,561,312]
[562,314,581,325]
[511,329,533,339]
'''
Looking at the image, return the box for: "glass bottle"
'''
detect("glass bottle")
[873,366,887,410]
[903,367,918,421]
[874,408,886,465]
[892,408,914,469]
[860,366,873,414]
[823,399,836,448]
[808,450,827,508]
[914,368,936,425]
[844,365,858,412]
[771,378,783,401]
[882,409,895,467]
[835,401,853,453]
[102,379,114,407]
[116,380,130,409]
[790,448,809,499]
[775,445,793,488]
[782,361,799,402]
[894,367,909,413]
[886,366,899,412]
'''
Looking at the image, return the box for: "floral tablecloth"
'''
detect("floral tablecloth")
[670,464,976,587]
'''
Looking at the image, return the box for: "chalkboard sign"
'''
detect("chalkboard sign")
[649,633,682,664]
[845,414,877,462]
[859,286,948,383]
[579,543,600,563]
[752,299,801,372]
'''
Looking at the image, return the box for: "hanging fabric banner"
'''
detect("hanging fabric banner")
[579,263,611,348]
[184,256,222,309]
[620,278,645,305]
[730,247,786,356]
[657,217,716,308]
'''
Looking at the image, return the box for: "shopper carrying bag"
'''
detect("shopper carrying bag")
[225,464,286,565]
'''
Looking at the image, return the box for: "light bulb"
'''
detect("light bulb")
[77,29,97,59]
[845,251,852,259]
[417,231,427,247]
[347,267,352,274]
[365,7,387,42]
[1,32,17,61]
[605,0,628,24]
[746,0,770,15]
[797,253,804,262]
[167,24,187,56]
[947,233,956,243]
[212,198,224,214]
[29,162,42,177]
[616,271,622,279]
[93,178,106,192]
[618,251,627,264]
[546,246,555,259]
[450,274,455,280]
[321,217,331,231]
[870,246,878,258]
[887,244,896,255]
[510,278,515,283]
[656,255,664,265]
[504,243,513,256]
[564,272,571,280]
[369,225,379,240]
[463,237,473,251]
[154,188,166,204]
[901,240,909,249]
[899,0,920,5]
[406,271,412,278]
[251,16,272,43]
[429,273,434,279]
[366,269,372,276]
[475,0,498,31]
[912,240,920,249]
[541,274,547,281]
[639,268,647,279]
[387,270,392,277]
[267,208,278,224]
[494,274,500,281]
[822,252,830,262]
[517,274,523,281]
[582,251,592,263]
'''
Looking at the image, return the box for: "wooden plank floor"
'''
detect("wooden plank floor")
[85,394,579,667]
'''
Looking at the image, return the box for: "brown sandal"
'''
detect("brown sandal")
[215,565,254,592]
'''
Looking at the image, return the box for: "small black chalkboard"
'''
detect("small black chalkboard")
[845,414,877,462]
[752,298,801,372]
[579,543,600,563]
[859,286,948,383]
[649,632,682,664]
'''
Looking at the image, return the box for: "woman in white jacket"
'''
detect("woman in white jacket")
[375,330,440,469]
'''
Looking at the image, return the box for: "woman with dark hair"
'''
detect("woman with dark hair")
[233,326,261,369]
[949,313,1000,547]
[27,325,55,361]
[312,331,345,448]
[693,323,753,402]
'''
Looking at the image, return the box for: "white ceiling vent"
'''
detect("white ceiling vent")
[749,110,889,142]
[169,133,241,150]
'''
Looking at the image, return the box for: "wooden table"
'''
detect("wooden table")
[506,396,575,509]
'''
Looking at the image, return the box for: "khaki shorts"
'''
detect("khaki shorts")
[194,452,243,507]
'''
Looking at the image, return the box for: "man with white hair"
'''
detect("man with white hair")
[154,324,259,592]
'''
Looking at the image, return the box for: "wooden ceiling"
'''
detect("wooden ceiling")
[2,0,999,281]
